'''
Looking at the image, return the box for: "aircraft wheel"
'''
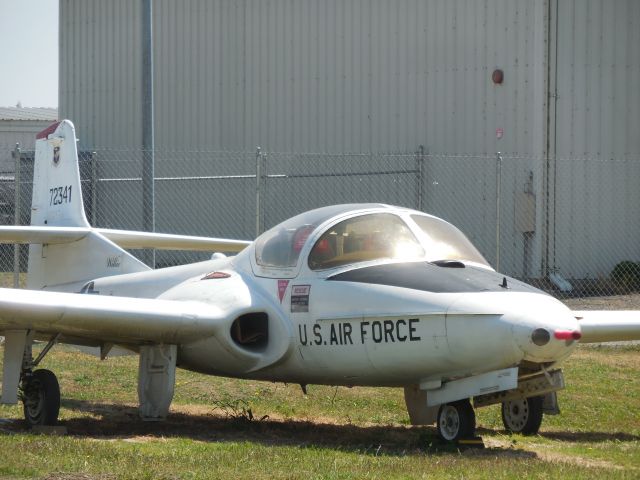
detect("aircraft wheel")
[501,396,543,435]
[437,399,476,441]
[21,369,61,427]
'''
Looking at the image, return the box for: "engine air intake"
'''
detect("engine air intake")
[230,313,269,351]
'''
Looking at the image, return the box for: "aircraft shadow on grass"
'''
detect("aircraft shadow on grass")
[9,399,637,456]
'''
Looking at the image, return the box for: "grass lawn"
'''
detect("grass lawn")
[0,344,638,479]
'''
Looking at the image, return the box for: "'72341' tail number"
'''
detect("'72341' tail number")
[49,185,72,206]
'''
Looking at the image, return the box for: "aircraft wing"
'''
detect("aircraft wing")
[0,287,224,345]
[0,226,251,252]
[574,310,640,343]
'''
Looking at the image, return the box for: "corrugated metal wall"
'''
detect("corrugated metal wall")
[59,0,142,148]
[60,0,544,156]
[551,0,640,278]
[0,122,51,172]
[59,0,546,274]
[156,0,545,156]
[58,0,640,279]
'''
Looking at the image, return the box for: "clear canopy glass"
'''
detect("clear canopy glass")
[308,213,424,270]
[255,204,382,268]
[253,205,489,271]
[410,214,489,266]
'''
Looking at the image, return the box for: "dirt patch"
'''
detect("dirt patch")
[121,435,167,443]
[529,443,626,471]
[563,293,640,310]
[43,475,116,480]
[484,437,627,470]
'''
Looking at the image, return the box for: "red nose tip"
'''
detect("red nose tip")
[554,330,582,341]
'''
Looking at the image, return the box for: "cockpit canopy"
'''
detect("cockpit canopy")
[254,205,368,268]
[253,205,489,274]
[409,214,488,268]
[308,213,424,270]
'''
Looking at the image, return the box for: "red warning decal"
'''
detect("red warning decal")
[278,279,289,303]
[202,271,231,280]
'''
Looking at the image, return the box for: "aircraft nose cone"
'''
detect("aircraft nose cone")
[509,295,580,363]
[444,291,580,373]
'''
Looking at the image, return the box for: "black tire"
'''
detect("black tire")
[21,369,60,427]
[437,399,476,441]
[501,396,544,435]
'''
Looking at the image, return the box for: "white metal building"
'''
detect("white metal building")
[58,0,640,281]
[0,107,58,172]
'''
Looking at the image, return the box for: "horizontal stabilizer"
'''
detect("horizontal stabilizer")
[0,226,88,244]
[574,310,640,343]
[98,229,251,252]
[0,226,250,252]
[0,287,224,345]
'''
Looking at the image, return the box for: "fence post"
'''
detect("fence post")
[495,152,503,272]
[90,151,98,226]
[142,146,155,268]
[415,145,425,211]
[12,143,21,288]
[255,147,262,237]
[142,0,155,268]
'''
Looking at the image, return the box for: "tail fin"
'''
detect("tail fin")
[27,120,149,291]
[31,120,90,228]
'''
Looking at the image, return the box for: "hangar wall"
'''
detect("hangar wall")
[57,0,640,281]
[0,108,59,172]
[59,0,546,274]
[59,0,142,148]
[60,0,545,156]
[550,0,640,278]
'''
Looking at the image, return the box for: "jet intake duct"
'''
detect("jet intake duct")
[230,313,269,352]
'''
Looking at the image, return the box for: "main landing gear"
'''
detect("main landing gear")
[435,396,544,441]
[403,387,479,442]
[500,396,544,435]
[21,369,61,426]
[407,374,556,442]
[17,333,61,427]
[436,399,476,442]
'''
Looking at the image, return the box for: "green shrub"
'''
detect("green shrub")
[610,260,640,292]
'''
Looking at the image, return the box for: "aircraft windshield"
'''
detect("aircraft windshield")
[309,213,424,270]
[410,214,489,266]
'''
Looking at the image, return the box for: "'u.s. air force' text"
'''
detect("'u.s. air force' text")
[298,319,421,346]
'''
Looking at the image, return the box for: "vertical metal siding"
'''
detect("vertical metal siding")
[60,0,544,153]
[59,0,545,274]
[552,0,640,278]
[58,0,640,279]
[60,0,142,149]
[113,0,540,156]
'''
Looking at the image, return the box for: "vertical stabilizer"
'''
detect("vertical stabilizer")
[31,120,89,228]
[27,120,149,291]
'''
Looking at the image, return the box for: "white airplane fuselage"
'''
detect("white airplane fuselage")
[172,265,579,387]
[81,236,580,388]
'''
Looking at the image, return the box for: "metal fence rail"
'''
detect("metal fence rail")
[1,142,639,299]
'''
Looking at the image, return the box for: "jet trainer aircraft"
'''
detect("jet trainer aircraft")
[0,120,639,441]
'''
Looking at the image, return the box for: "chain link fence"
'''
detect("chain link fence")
[1,142,639,299]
